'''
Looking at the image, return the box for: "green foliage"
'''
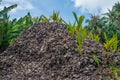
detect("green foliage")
[67,22,75,37]
[93,35,100,43]
[72,11,84,30]
[32,17,38,23]
[77,28,82,55]
[72,12,86,55]
[50,11,62,23]
[77,27,87,55]
[92,55,101,67]
[112,67,120,80]
[7,12,34,44]
[39,15,50,22]
[0,2,119,79]
[88,32,100,43]
[64,12,86,55]
[0,4,17,52]
[32,15,49,23]
[0,4,35,53]
[85,1,120,45]
[106,67,120,79]
[0,4,17,17]
[116,77,120,80]
[104,33,119,51]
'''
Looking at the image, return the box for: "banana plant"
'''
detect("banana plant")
[0,4,17,52]
[0,4,17,17]
[8,12,35,43]
[0,4,35,53]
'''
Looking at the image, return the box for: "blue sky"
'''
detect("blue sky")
[0,0,119,25]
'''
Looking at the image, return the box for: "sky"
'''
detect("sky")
[0,0,119,25]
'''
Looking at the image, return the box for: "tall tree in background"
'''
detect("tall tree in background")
[85,14,105,42]
[104,1,120,40]
[112,2,120,26]
[85,1,120,43]
[112,1,120,47]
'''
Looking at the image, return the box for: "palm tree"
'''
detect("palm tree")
[112,2,120,12]
[104,9,116,23]
[103,2,120,27]
[104,2,120,34]
[86,14,104,34]
[112,2,120,47]
[85,14,107,43]
[112,2,120,26]
[85,2,120,44]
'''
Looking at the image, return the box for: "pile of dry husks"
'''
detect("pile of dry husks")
[0,22,120,80]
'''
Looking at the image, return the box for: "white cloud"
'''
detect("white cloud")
[0,0,34,12]
[71,0,120,14]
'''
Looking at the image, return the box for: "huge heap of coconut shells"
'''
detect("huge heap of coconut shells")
[0,22,120,80]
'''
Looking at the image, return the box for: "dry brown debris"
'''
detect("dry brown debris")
[0,22,120,80]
